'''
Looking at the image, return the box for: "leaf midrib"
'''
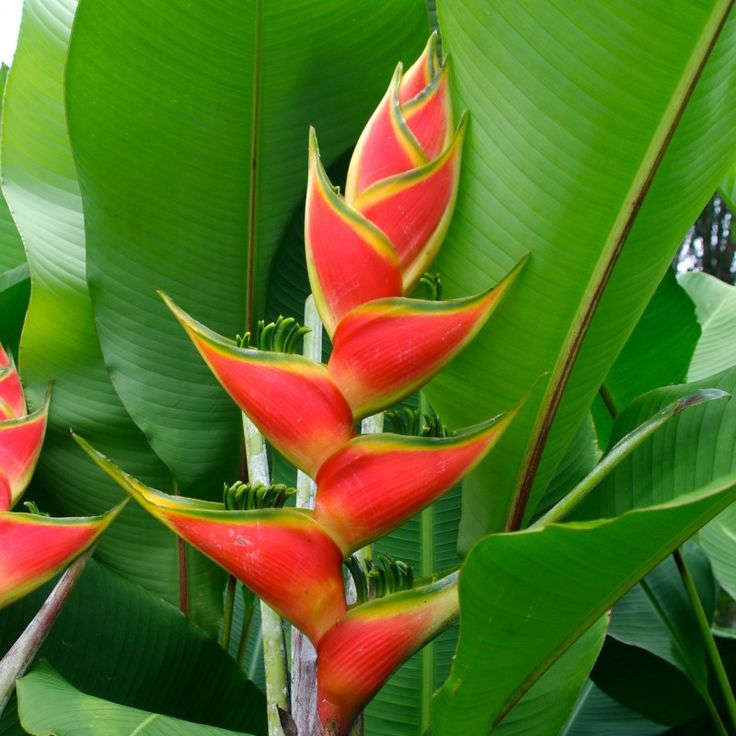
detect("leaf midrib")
[245,0,264,333]
[507,0,736,531]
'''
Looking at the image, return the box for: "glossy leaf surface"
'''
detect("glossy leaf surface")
[427,1,736,540]
[0,559,266,733]
[680,271,736,381]
[0,0,221,624]
[601,269,701,415]
[17,664,251,736]
[493,616,607,736]
[432,472,736,735]
[65,0,428,490]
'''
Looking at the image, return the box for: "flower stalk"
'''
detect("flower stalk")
[291,295,322,736]
[242,413,289,736]
[0,547,93,716]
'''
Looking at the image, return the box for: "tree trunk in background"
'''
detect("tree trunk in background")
[677,193,736,284]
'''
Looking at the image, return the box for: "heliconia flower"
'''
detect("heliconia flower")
[0,393,49,509]
[0,497,125,609]
[314,411,517,554]
[76,437,348,644]
[305,129,404,337]
[328,260,523,419]
[0,349,25,419]
[351,115,467,291]
[344,33,452,201]
[317,572,459,736]
[306,35,465,335]
[162,293,355,478]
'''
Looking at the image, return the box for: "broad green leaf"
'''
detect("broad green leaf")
[0,0,223,628]
[700,503,736,599]
[679,272,736,381]
[427,1,736,541]
[17,663,250,736]
[601,269,701,415]
[720,163,736,212]
[0,65,29,358]
[0,695,24,736]
[492,616,607,736]
[608,545,715,692]
[561,681,669,736]
[0,65,25,276]
[0,265,29,358]
[578,366,736,519]
[65,0,428,492]
[0,560,266,734]
[431,472,736,735]
[535,414,598,518]
[591,638,708,728]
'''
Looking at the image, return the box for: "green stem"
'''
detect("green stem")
[243,413,288,736]
[0,547,94,715]
[674,549,736,735]
[533,391,723,528]
[220,575,237,650]
[236,591,256,668]
[290,295,322,736]
[419,393,435,733]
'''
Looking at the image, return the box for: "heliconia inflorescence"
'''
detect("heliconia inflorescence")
[78,35,525,735]
[0,344,123,609]
[306,34,467,335]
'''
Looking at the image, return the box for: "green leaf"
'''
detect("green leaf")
[538,389,728,526]
[0,65,26,276]
[561,681,669,736]
[17,663,250,736]
[591,638,708,728]
[700,503,736,599]
[492,616,607,736]
[608,544,716,693]
[0,560,266,734]
[427,1,736,541]
[679,272,736,381]
[65,0,429,493]
[719,163,736,212]
[0,0,223,628]
[578,366,736,519]
[431,472,736,735]
[535,414,599,518]
[0,265,30,358]
[601,269,701,416]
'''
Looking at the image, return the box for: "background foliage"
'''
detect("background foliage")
[1,1,736,734]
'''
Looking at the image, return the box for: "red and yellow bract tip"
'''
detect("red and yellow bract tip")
[76,437,348,644]
[345,34,451,203]
[0,357,26,419]
[354,114,467,290]
[328,267,522,419]
[162,293,355,478]
[306,130,404,336]
[307,35,465,330]
[317,572,459,736]
[0,395,49,509]
[314,412,517,554]
[0,502,124,609]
